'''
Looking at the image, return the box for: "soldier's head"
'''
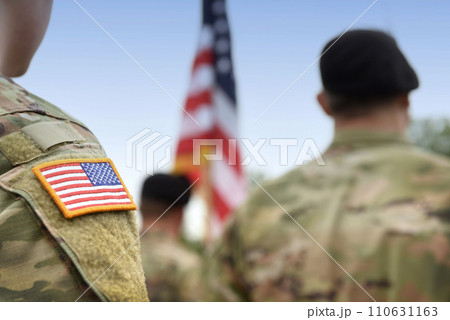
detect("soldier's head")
[317,29,419,133]
[0,0,53,77]
[140,173,191,232]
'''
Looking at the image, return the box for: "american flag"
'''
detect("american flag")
[33,159,136,219]
[174,0,247,235]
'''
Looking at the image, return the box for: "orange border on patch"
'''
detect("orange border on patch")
[32,158,137,219]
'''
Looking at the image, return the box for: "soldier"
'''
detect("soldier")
[0,0,148,301]
[203,29,450,301]
[140,174,202,301]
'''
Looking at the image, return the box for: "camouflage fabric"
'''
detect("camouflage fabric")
[141,231,202,301]
[203,130,450,301]
[0,76,148,301]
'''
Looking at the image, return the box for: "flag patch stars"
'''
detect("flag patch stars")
[33,158,137,219]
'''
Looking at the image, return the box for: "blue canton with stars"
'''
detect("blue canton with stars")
[80,162,121,186]
[203,0,236,105]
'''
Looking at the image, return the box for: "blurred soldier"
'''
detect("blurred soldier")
[0,0,148,301]
[140,174,202,301]
[203,29,450,301]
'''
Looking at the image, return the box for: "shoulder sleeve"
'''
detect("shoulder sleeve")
[0,116,147,302]
[0,77,148,301]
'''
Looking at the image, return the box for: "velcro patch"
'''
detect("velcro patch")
[22,121,83,151]
[32,158,137,219]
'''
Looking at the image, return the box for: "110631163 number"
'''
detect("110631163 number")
[368,306,438,317]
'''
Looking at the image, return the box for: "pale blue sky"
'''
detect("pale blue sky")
[17,0,450,200]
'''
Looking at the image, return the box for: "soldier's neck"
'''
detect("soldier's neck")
[142,215,182,239]
[333,106,409,136]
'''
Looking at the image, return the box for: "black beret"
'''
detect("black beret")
[141,173,191,207]
[320,29,419,95]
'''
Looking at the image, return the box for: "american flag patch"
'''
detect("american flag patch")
[32,158,136,219]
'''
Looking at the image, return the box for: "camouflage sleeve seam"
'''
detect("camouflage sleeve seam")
[18,197,91,295]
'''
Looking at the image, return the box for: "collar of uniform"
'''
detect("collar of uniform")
[328,129,410,151]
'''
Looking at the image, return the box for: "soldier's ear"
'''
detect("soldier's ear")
[317,91,333,116]
[396,93,410,110]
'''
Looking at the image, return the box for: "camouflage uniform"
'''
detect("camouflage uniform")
[0,76,148,301]
[141,231,202,301]
[203,130,450,301]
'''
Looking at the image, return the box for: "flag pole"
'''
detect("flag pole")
[202,150,214,246]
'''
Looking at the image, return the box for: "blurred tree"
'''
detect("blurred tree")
[248,170,270,191]
[409,118,450,157]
